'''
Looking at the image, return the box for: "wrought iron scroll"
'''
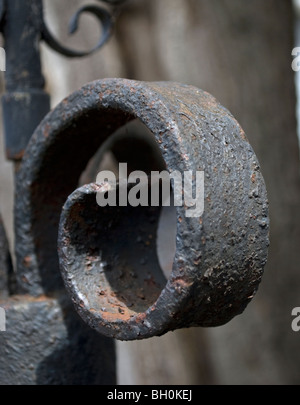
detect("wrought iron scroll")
[41,4,114,58]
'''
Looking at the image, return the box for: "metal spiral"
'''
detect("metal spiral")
[41,1,126,57]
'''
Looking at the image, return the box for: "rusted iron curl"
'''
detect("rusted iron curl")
[15,79,269,340]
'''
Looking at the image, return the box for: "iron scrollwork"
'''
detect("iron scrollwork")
[41,2,117,58]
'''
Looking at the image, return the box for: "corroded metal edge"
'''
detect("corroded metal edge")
[15,79,269,340]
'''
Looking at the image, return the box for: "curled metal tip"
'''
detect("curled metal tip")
[41,4,113,58]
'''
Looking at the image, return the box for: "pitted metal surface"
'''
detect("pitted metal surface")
[0,294,116,384]
[15,79,269,340]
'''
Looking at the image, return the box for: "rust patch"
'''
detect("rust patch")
[43,123,51,138]
[100,310,131,322]
[173,278,193,289]
[135,313,147,323]
[6,148,25,160]
[22,255,32,267]
[239,128,247,141]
